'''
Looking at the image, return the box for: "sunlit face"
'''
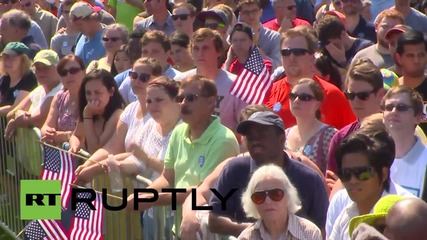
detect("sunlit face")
[396,43,427,78]
[113,51,131,74]
[231,31,253,58]
[253,176,288,220]
[59,60,85,90]
[341,152,384,204]
[281,36,314,77]
[19,0,34,14]
[34,62,58,85]
[141,41,169,67]
[146,86,179,122]
[289,84,320,119]
[170,44,191,67]
[273,0,297,20]
[346,78,382,120]
[1,54,20,73]
[130,63,155,96]
[383,93,421,134]
[84,78,113,115]
[376,17,402,49]
[191,39,221,68]
[239,4,262,26]
[102,29,124,54]
[177,82,213,124]
[341,0,362,15]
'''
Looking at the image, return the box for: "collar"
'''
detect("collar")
[249,151,290,174]
[183,115,220,145]
[150,12,173,27]
[253,214,308,239]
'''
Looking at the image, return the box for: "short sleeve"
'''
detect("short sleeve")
[17,72,38,92]
[119,101,137,126]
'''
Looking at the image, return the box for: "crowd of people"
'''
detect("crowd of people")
[1,0,427,239]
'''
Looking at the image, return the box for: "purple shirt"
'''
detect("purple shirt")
[326,121,361,174]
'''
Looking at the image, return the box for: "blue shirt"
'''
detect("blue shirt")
[74,29,106,67]
[28,20,48,49]
[134,14,176,36]
[405,8,427,33]
[114,68,130,87]
[210,154,329,228]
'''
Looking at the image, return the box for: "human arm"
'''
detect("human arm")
[83,107,122,154]
[6,93,31,120]
[180,157,233,240]
[129,142,164,173]
[0,90,30,116]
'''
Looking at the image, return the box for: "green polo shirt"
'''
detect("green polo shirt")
[164,115,239,234]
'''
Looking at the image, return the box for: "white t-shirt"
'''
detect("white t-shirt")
[391,137,427,197]
[329,202,359,240]
[28,83,62,115]
[119,101,151,151]
[325,180,414,238]
[132,118,182,181]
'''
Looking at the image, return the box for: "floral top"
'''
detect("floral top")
[56,90,78,132]
[285,125,337,173]
[238,214,322,240]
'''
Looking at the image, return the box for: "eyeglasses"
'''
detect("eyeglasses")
[344,90,376,101]
[175,93,205,103]
[171,14,189,21]
[289,92,316,101]
[129,71,150,82]
[204,22,226,29]
[286,5,296,10]
[251,188,285,205]
[381,103,413,112]
[58,67,82,77]
[280,48,309,57]
[102,37,121,42]
[338,166,375,182]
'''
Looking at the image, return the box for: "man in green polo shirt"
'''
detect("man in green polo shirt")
[126,74,240,236]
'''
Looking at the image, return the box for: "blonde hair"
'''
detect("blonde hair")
[241,164,301,219]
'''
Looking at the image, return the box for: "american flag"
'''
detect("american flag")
[41,145,75,209]
[230,46,272,104]
[69,191,104,240]
[24,219,68,240]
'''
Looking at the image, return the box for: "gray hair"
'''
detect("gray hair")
[2,9,32,31]
[241,164,301,219]
[104,23,129,43]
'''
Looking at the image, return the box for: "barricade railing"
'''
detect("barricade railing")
[0,116,175,239]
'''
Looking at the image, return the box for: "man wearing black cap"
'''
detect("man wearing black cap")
[208,111,329,237]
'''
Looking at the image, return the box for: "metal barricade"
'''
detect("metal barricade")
[0,114,175,240]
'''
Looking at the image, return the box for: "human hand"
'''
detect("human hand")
[325,42,346,65]
[83,99,103,117]
[279,16,293,32]
[41,127,57,145]
[4,119,16,141]
[325,170,339,190]
[180,211,201,240]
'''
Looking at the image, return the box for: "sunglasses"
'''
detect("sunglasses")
[171,14,189,21]
[251,188,285,205]
[289,92,316,101]
[338,166,375,182]
[102,37,121,42]
[204,22,226,29]
[381,103,413,112]
[286,5,296,10]
[129,71,150,82]
[175,93,204,103]
[344,90,376,101]
[58,67,81,77]
[280,48,309,57]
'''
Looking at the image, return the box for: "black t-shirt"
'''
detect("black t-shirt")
[350,16,376,43]
[414,76,427,134]
[210,154,329,229]
[0,71,38,107]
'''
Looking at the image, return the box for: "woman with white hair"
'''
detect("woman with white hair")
[238,164,321,240]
